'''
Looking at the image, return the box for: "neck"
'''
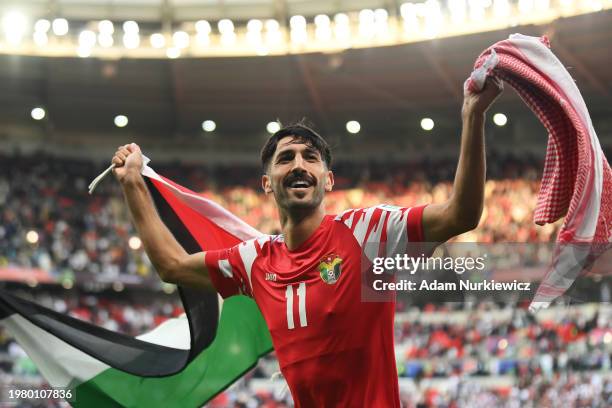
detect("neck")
[279,205,326,251]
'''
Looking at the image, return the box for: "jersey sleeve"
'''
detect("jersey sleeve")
[335,204,428,260]
[204,239,260,298]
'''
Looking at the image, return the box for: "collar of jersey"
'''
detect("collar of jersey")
[278,215,333,254]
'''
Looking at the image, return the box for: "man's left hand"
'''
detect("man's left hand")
[462,76,504,117]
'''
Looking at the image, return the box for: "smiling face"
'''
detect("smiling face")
[262,136,334,215]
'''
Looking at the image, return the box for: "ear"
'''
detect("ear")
[262,174,273,194]
[324,170,334,192]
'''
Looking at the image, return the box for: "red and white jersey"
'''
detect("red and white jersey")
[205,204,427,407]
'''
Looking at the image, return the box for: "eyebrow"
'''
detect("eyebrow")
[275,145,320,159]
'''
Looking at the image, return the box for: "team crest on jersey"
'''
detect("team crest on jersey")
[318,254,342,285]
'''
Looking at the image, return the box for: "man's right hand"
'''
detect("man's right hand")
[112,143,143,183]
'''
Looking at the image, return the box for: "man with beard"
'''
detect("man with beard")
[112,76,502,407]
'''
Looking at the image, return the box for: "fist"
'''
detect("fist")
[462,76,504,117]
[112,143,143,182]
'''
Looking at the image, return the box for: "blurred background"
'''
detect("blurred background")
[0,0,611,406]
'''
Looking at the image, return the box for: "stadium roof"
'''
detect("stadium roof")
[5,1,398,22]
[0,9,610,161]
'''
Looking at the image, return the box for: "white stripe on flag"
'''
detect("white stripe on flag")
[0,315,109,388]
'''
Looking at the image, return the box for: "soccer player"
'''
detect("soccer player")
[112,77,502,407]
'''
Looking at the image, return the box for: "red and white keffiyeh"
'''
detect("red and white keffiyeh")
[468,34,612,311]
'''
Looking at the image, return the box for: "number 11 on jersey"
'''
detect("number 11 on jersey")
[285,282,307,329]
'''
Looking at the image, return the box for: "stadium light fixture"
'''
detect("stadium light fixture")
[420,117,434,131]
[114,115,128,128]
[518,0,535,14]
[469,0,487,22]
[267,121,280,134]
[448,0,467,23]
[246,20,263,46]
[79,30,97,48]
[195,20,211,35]
[334,13,351,42]
[128,236,142,250]
[290,15,306,29]
[195,20,211,46]
[218,19,234,34]
[98,20,114,34]
[123,20,139,34]
[315,15,332,42]
[290,15,308,45]
[535,0,550,11]
[374,9,389,36]
[166,47,180,59]
[52,18,69,36]
[346,120,361,134]
[247,19,263,32]
[400,3,419,34]
[26,230,39,244]
[123,33,140,49]
[202,120,216,132]
[590,0,603,11]
[493,0,511,17]
[34,19,50,33]
[219,19,236,46]
[150,33,165,48]
[31,107,46,120]
[423,0,443,38]
[493,113,508,126]
[358,9,376,39]
[3,11,28,46]
[265,19,282,45]
[173,31,190,49]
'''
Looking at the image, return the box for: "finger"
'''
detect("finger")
[128,142,141,153]
[112,156,124,167]
[118,148,132,159]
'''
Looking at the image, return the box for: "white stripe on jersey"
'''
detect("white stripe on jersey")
[352,207,376,248]
[218,259,233,278]
[335,205,410,261]
[238,236,269,291]
[385,207,409,258]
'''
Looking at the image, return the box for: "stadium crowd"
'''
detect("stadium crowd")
[0,152,562,283]
[2,152,610,407]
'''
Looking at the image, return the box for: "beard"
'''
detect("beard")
[274,178,325,216]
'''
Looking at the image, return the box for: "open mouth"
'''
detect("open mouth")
[285,174,315,191]
[288,180,312,189]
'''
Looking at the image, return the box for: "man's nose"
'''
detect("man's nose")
[290,154,306,171]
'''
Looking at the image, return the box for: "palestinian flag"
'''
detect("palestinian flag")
[0,163,273,407]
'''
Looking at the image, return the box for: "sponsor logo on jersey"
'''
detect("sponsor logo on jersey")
[318,254,342,285]
[265,273,277,282]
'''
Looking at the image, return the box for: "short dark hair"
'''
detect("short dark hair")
[260,122,332,172]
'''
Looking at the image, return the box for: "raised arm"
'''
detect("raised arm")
[422,76,503,243]
[112,143,213,290]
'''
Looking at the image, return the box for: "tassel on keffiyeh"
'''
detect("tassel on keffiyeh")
[467,34,612,312]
